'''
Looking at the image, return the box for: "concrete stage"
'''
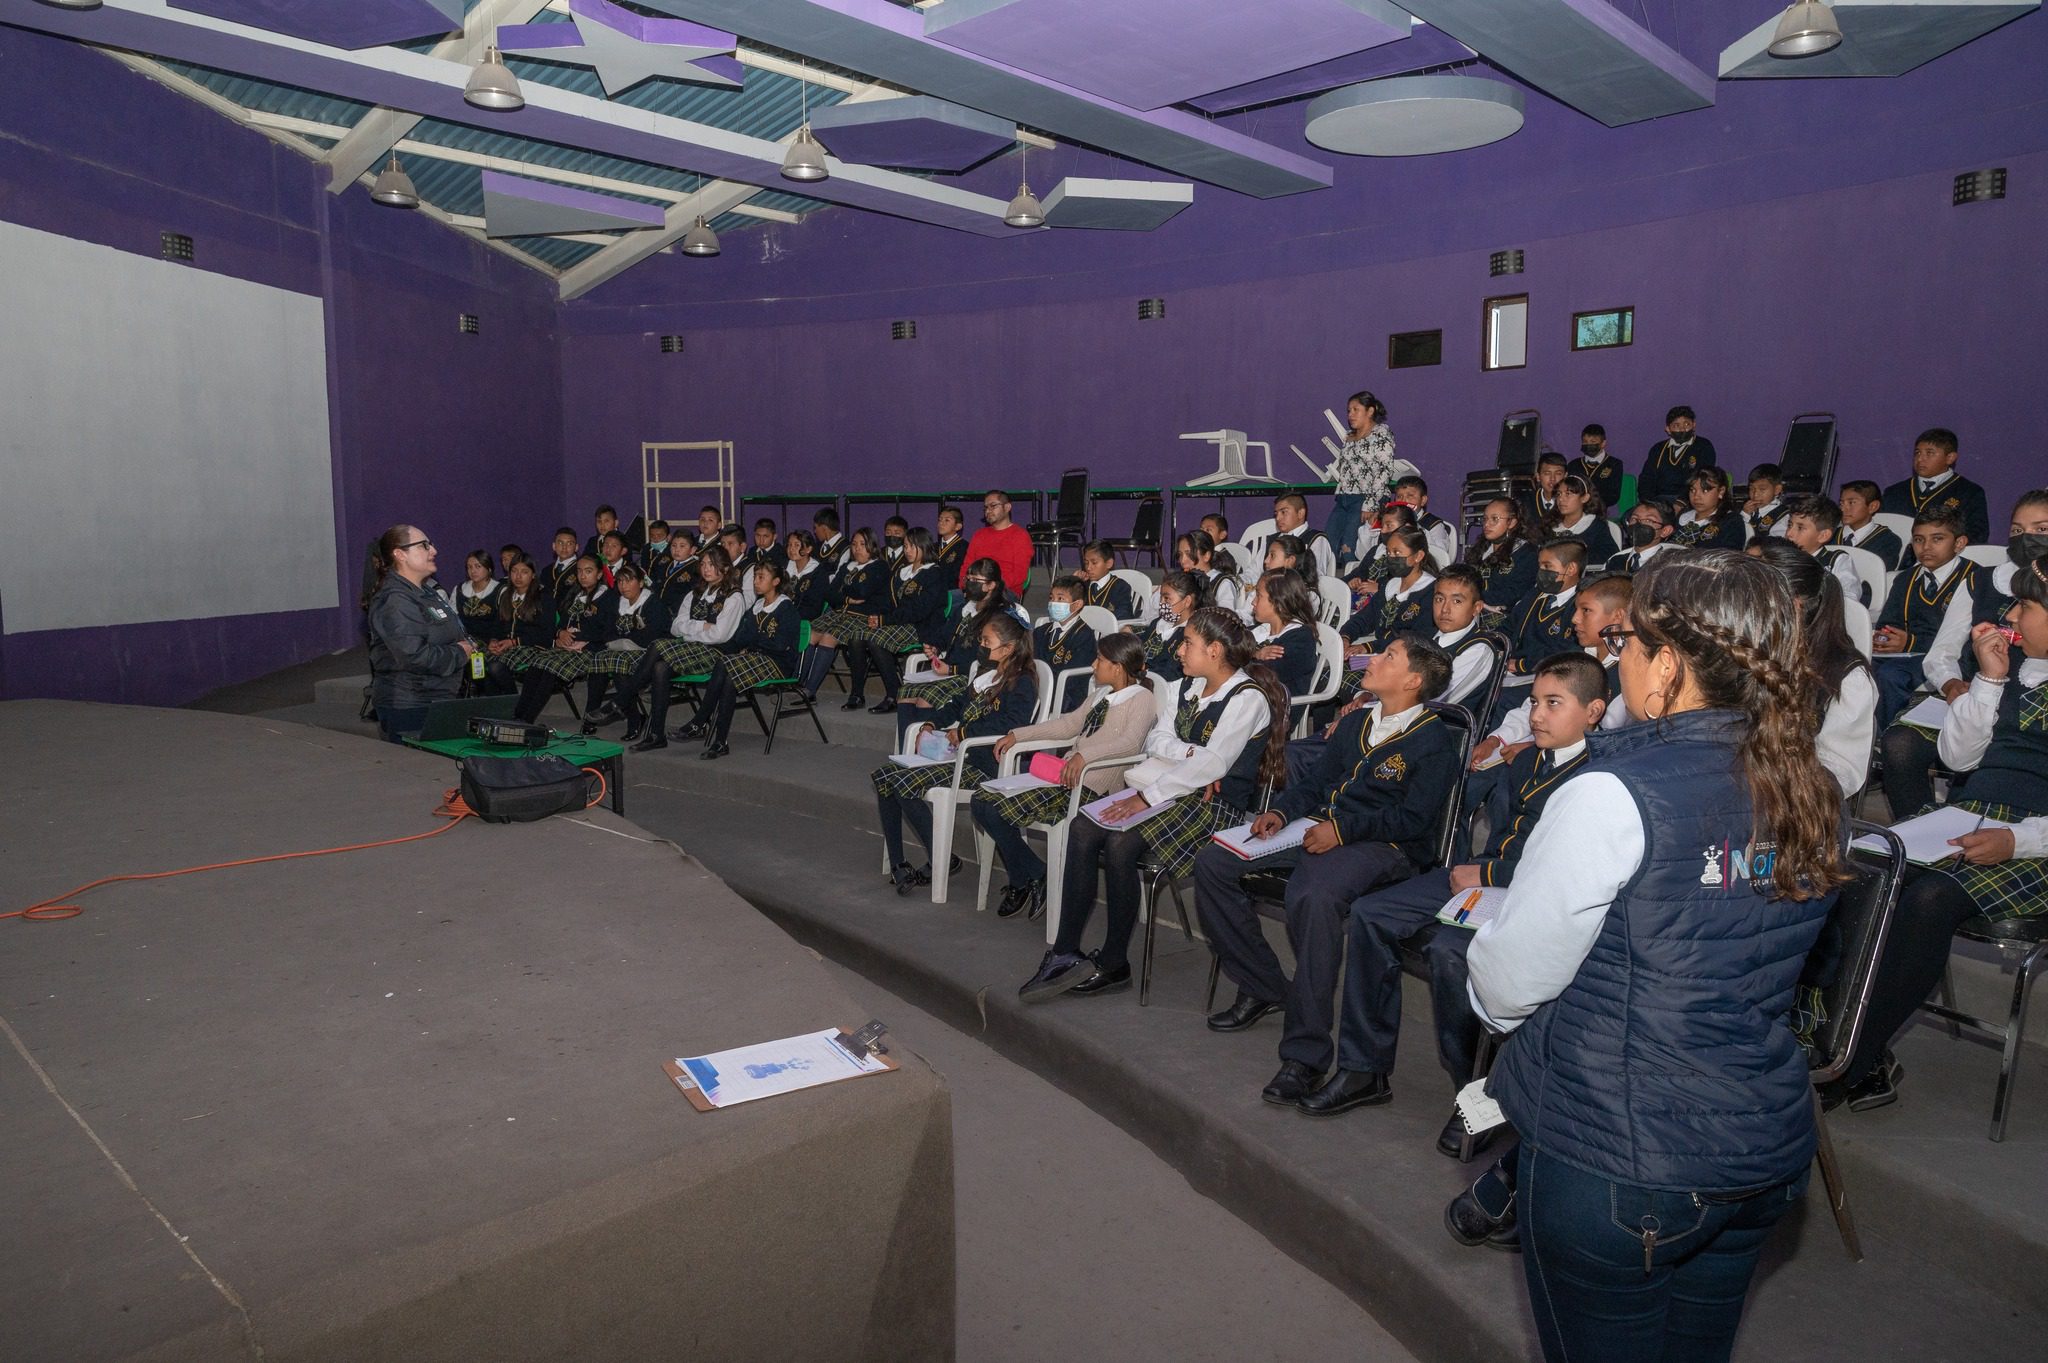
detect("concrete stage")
[0,701,953,1363]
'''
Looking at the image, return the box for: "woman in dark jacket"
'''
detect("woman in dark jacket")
[364,524,475,742]
[1466,550,1846,1363]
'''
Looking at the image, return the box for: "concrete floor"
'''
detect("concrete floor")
[823,961,1417,1363]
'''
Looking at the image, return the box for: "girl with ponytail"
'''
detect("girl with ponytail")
[1467,549,1846,1363]
[1020,606,1287,1002]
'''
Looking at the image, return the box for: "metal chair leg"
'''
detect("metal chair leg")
[761,691,783,754]
[1811,1089,1864,1261]
[1139,869,1160,1006]
[1937,964,1961,1039]
[1989,943,2048,1142]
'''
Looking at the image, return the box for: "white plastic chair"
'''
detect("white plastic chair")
[1961,544,2009,570]
[1289,623,1344,737]
[917,659,1056,903]
[1843,598,1874,660]
[1216,540,1258,588]
[1237,516,1278,565]
[1109,569,1156,625]
[1842,546,1889,610]
[1871,511,1913,547]
[971,740,1145,943]
[1314,575,1349,629]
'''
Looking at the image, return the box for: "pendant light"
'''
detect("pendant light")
[1004,143,1044,228]
[36,1,104,9]
[780,63,828,183]
[681,216,720,256]
[1768,1,1842,58]
[464,45,524,111]
[370,152,419,209]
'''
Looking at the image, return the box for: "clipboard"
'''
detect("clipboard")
[663,1023,899,1113]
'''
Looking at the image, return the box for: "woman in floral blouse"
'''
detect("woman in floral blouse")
[1326,390,1397,561]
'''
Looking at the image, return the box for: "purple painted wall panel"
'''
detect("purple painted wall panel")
[0,32,564,707]
[559,12,2048,529]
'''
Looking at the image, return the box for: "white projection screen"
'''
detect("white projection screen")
[0,221,338,634]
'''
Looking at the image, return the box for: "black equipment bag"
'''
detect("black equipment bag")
[459,754,598,824]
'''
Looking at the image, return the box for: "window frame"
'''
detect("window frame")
[1386,328,1444,370]
[1482,293,1529,372]
[1570,305,1635,352]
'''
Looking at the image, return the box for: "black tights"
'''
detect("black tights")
[802,643,869,700]
[1849,868,1978,1084]
[1057,816,1147,972]
[867,642,906,699]
[1879,723,1941,821]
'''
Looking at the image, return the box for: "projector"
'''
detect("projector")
[468,717,551,748]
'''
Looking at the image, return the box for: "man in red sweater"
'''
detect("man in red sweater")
[964,489,1033,593]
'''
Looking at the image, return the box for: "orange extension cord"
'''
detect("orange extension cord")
[5,768,607,925]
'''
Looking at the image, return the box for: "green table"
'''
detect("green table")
[1167,480,1335,540]
[406,733,627,816]
[738,491,842,531]
[1085,485,1161,541]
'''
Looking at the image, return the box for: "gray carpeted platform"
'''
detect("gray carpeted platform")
[0,701,954,1363]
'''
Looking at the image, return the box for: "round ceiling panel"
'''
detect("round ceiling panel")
[1305,75,1526,157]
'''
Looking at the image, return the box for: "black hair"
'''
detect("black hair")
[1159,570,1208,614]
[1786,494,1841,533]
[1665,405,1696,425]
[962,555,1012,609]
[978,611,1034,697]
[648,519,670,535]
[1916,427,1960,455]
[1582,423,1606,438]
[938,503,965,525]
[1081,539,1118,566]
[785,529,818,557]
[1537,450,1568,470]
[884,515,910,532]
[1535,650,1609,705]
[1394,474,1430,497]
[1748,463,1783,484]
[1539,537,1588,573]
[1256,569,1315,627]
[2015,557,2048,607]
[1267,532,1305,565]
[1687,466,1732,497]
[670,528,700,552]
[1348,390,1389,424]
[1383,526,1437,576]
[614,563,644,586]
[753,517,778,533]
[595,504,617,520]
[900,525,936,563]
[1176,529,1218,568]
[752,556,787,594]
[1095,632,1150,689]
[1388,632,1452,703]
[1436,562,1486,598]
[1912,507,1965,535]
[1201,511,1231,536]
[1753,539,1865,701]
[1049,574,1087,599]
[553,526,578,542]
[700,504,721,517]
[1840,479,1881,502]
[1275,491,1309,514]
[813,507,840,533]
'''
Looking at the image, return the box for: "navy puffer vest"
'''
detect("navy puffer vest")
[1487,709,1833,1192]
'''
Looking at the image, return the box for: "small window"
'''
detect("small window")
[1483,294,1527,371]
[1387,329,1443,369]
[1572,307,1634,351]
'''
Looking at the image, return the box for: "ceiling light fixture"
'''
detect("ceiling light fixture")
[681,215,720,256]
[370,153,419,209]
[1004,143,1044,228]
[781,62,828,183]
[35,0,103,9]
[464,45,524,111]
[1768,1,1843,58]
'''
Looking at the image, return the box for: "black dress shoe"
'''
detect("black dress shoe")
[1261,1061,1320,1107]
[672,719,707,742]
[1207,992,1280,1033]
[587,703,622,725]
[1019,949,1095,1002]
[699,741,729,761]
[1297,1070,1391,1116]
[888,862,918,896]
[869,699,898,714]
[840,695,867,711]
[994,884,1027,919]
[1445,1161,1520,1251]
[1023,880,1047,921]
[621,717,646,743]
[630,732,667,753]
[1438,1110,1501,1161]
[905,855,962,888]
[1070,959,1131,997]
[579,719,600,737]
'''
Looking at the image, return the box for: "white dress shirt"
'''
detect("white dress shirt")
[1924,563,2013,691]
[1818,667,1878,798]
[1490,645,1631,746]
[1436,622,1493,707]
[1468,770,1643,1031]
[1208,569,1250,623]
[1125,672,1270,807]
[673,589,745,644]
[1938,658,2048,859]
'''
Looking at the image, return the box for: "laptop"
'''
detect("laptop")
[416,693,518,742]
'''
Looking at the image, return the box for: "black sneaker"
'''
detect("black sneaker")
[1019,949,1095,1002]
[996,880,1043,920]
[1845,1051,1904,1113]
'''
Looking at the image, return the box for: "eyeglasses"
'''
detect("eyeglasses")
[398,538,435,552]
[1599,624,1638,652]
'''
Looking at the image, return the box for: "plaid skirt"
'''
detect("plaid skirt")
[495,644,559,673]
[720,649,790,691]
[520,648,591,682]
[1335,666,1367,703]
[868,623,922,655]
[579,646,647,678]
[972,779,1082,832]
[1939,799,2048,921]
[653,638,725,676]
[814,608,874,644]
[1138,794,1249,881]
[872,758,984,804]
[901,674,971,710]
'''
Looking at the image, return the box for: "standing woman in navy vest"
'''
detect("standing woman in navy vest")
[1468,550,1847,1363]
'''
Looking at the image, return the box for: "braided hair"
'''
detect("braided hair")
[1182,606,1291,792]
[1630,550,1847,900]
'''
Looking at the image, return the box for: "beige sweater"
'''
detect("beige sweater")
[1005,684,1159,795]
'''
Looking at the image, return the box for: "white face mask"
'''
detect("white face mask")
[1047,601,1072,623]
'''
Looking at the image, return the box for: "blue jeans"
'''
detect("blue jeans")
[1519,1146,1808,1363]
[1324,493,1369,561]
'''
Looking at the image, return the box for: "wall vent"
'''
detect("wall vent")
[1488,249,1524,276]
[1138,298,1167,321]
[1953,168,2006,205]
[160,231,194,262]
[458,313,481,335]
[658,334,685,353]
[891,319,918,341]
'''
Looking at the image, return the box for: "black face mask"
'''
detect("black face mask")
[885,535,904,549]
[963,580,989,601]
[2009,533,2048,570]
[1534,570,1564,595]
[975,646,995,666]
[1629,523,1659,549]
[1580,444,1602,459]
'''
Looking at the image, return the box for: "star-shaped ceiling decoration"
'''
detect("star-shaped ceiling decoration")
[497,0,742,96]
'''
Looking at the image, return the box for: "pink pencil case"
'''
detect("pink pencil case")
[1029,752,1067,782]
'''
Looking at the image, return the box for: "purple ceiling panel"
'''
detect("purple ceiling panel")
[1188,24,1476,114]
[810,96,1013,172]
[167,0,461,50]
[923,0,1411,110]
[481,170,667,237]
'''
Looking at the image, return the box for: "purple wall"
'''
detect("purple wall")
[558,8,2048,530]
[0,32,564,706]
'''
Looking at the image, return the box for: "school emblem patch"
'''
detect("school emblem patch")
[1374,754,1408,782]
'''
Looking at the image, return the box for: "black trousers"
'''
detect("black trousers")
[1878,722,1939,821]
[1194,838,1412,1072]
[1334,868,1483,1085]
[1850,866,1977,1083]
